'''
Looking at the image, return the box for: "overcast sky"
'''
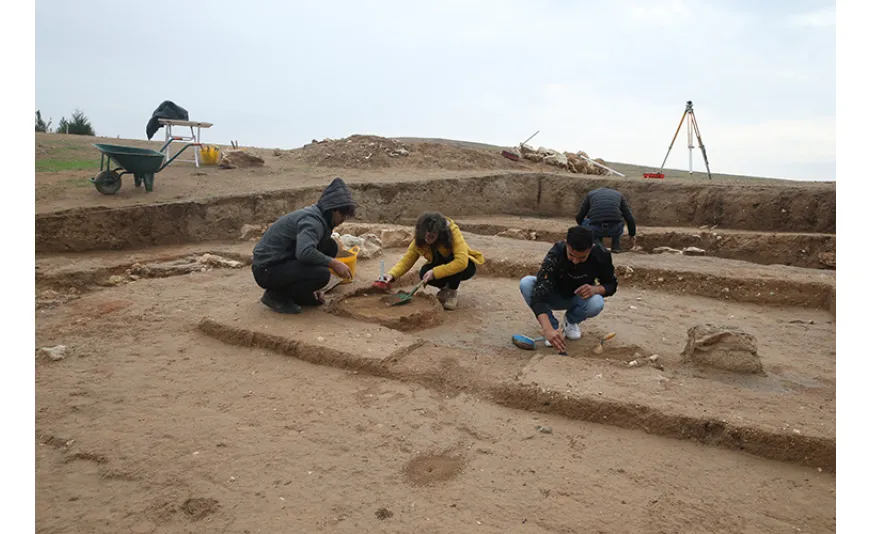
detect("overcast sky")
[35,0,835,181]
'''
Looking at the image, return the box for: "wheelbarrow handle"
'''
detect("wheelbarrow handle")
[158,142,199,172]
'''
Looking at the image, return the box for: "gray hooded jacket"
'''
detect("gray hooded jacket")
[252,178,356,268]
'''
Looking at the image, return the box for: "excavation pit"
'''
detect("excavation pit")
[327,288,446,331]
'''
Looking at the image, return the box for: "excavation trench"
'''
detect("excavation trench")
[36,173,835,253]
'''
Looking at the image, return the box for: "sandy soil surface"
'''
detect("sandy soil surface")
[36,257,836,533]
[34,132,837,533]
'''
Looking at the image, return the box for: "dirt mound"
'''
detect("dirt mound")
[284,134,538,172]
[328,287,445,331]
[681,324,763,374]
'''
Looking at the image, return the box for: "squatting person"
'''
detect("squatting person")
[378,212,485,310]
[519,225,618,353]
[251,177,357,314]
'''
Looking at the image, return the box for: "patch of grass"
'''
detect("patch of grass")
[36,158,99,173]
[62,177,95,188]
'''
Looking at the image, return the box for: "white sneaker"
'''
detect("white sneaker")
[564,322,582,340]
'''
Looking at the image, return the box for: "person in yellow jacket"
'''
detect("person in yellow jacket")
[378,212,484,310]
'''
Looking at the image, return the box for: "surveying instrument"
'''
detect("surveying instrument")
[644,100,712,180]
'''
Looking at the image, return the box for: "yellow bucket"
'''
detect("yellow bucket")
[330,245,359,283]
[199,144,221,165]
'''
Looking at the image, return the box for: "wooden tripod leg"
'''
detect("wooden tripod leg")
[659,110,687,173]
[689,113,713,180]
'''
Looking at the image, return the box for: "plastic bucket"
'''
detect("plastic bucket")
[199,145,221,165]
[330,245,359,283]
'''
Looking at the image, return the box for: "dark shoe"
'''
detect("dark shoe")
[260,291,301,314]
[610,247,623,254]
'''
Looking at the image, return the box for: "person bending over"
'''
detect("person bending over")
[575,187,637,253]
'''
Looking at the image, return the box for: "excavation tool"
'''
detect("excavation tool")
[383,279,426,307]
[372,260,391,291]
[592,331,617,355]
[644,100,712,180]
[511,334,568,356]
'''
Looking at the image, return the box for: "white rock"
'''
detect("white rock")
[648,354,660,362]
[40,345,67,361]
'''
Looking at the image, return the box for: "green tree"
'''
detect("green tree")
[56,109,95,136]
[35,110,52,132]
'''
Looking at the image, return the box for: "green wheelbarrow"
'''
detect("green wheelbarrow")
[90,139,199,195]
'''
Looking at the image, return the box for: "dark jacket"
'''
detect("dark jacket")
[145,100,189,140]
[252,178,356,268]
[530,240,618,317]
[575,187,637,237]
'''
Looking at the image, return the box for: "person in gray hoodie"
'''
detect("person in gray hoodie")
[251,177,357,314]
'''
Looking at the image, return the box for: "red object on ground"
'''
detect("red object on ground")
[643,172,665,179]
[501,150,520,161]
[372,280,391,291]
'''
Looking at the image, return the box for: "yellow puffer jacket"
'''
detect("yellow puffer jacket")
[387,219,485,280]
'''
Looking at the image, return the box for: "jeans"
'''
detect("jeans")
[420,250,477,290]
[251,237,339,305]
[519,275,605,329]
[581,219,625,250]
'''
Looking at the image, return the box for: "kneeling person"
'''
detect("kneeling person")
[519,225,618,353]
[380,212,484,310]
[251,177,357,314]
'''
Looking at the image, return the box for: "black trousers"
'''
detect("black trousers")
[420,250,476,290]
[251,238,338,305]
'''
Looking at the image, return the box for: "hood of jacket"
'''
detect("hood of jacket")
[316,177,356,213]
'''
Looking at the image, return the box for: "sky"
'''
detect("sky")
[35,0,835,181]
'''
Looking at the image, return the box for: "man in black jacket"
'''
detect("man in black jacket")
[519,225,618,353]
[575,187,637,253]
[251,177,357,314]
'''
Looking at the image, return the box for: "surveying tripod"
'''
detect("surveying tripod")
[658,100,712,180]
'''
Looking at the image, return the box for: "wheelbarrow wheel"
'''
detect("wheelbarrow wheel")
[93,170,122,195]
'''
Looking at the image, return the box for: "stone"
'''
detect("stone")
[652,246,683,255]
[682,247,706,256]
[681,324,763,374]
[40,345,67,361]
[380,228,414,249]
[197,254,243,269]
[496,228,537,240]
[240,224,265,241]
[219,150,265,169]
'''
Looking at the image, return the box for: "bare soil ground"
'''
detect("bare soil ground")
[34,133,837,533]
[36,246,835,533]
[35,133,832,214]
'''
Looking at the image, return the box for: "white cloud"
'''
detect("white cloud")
[787,7,836,28]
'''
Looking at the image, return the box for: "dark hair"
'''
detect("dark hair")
[337,204,356,218]
[414,212,452,249]
[566,225,594,251]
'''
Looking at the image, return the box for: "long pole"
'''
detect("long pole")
[687,110,695,175]
[520,130,540,148]
[576,153,625,177]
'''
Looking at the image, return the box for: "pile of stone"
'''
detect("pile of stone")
[515,144,613,175]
